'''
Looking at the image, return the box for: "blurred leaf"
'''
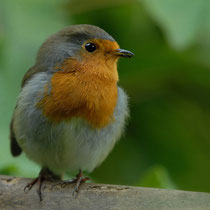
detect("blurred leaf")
[0,165,19,176]
[141,0,206,49]
[137,165,177,189]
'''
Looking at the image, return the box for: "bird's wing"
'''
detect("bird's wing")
[10,111,22,156]
[10,66,42,156]
[21,65,42,87]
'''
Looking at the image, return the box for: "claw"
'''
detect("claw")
[59,170,90,197]
[60,178,77,187]
[72,176,90,197]
[36,175,44,201]
[24,177,39,192]
[24,168,60,201]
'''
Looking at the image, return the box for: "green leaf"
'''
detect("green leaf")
[137,165,177,189]
[141,0,206,49]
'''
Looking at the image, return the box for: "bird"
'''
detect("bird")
[10,24,134,201]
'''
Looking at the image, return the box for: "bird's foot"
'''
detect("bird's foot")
[60,169,90,197]
[24,168,60,201]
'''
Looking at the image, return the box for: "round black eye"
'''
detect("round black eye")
[85,42,96,52]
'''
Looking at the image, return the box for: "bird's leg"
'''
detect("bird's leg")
[73,170,90,196]
[60,169,90,197]
[24,167,61,201]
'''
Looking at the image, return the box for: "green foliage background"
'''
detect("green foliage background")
[1,0,210,193]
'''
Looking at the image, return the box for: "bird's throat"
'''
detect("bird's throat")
[37,59,118,128]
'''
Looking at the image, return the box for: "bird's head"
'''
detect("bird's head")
[36,24,134,82]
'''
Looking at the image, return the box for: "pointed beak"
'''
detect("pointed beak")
[113,48,134,58]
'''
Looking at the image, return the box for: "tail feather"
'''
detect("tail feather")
[10,117,22,156]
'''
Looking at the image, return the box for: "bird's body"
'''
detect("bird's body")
[10,24,133,200]
[13,71,128,175]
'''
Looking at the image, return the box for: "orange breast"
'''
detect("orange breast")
[37,56,118,128]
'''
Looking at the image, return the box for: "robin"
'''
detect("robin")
[10,24,134,201]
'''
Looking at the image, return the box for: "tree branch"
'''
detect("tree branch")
[0,175,209,210]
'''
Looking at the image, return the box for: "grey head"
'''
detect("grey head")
[36,24,115,70]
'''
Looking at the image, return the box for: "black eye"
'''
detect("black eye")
[85,42,96,52]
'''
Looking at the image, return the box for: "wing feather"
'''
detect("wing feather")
[10,114,22,156]
[10,65,42,156]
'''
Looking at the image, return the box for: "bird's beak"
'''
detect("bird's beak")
[113,49,134,58]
